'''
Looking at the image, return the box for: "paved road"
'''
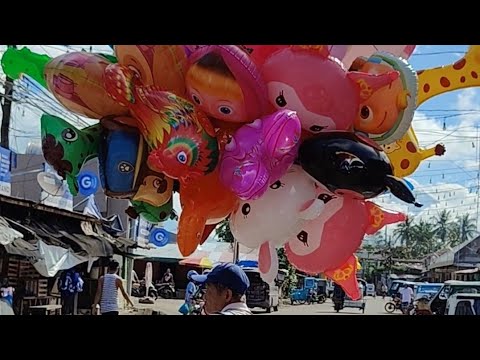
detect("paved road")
[126,296,400,315]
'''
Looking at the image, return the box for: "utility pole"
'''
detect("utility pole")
[1,45,16,149]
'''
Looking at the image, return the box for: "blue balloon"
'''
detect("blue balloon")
[77,171,99,196]
[149,228,170,247]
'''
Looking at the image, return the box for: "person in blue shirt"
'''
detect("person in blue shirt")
[58,267,84,315]
[184,270,199,313]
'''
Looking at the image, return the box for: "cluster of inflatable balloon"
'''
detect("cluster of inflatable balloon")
[7,44,480,300]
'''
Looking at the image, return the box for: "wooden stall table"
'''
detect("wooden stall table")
[29,304,62,315]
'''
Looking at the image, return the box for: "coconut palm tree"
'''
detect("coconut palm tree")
[459,213,477,243]
[393,217,415,247]
[434,209,452,246]
[447,224,461,247]
[412,220,436,256]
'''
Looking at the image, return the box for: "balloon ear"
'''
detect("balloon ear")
[365,202,407,235]
[347,71,399,100]
[258,242,279,284]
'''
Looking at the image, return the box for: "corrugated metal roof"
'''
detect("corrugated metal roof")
[429,236,480,269]
[3,216,114,257]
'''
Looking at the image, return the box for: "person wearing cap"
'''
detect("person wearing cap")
[191,263,252,315]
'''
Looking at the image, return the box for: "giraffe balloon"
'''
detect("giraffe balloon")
[381,45,480,177]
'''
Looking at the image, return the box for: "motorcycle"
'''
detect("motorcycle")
[332,295,345,312]
[384,296,415,314]
[307,292,327,305]
[132,280,158,299]
[155,282,176,299]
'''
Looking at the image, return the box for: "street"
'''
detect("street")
[126,296,400,315]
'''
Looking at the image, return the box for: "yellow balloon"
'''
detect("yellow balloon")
[417,45,480,106]
[355,255,362,271]
[381,127,446,178]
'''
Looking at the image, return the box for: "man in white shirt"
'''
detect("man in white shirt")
[191,263,252,315]
[399,285,414,315]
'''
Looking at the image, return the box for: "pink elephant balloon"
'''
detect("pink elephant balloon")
[219,109,301,200]
[285,187,367,273]
[261,45,400,134]
[285,191,407,274]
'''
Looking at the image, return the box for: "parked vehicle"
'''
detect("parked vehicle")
[387,280,417,297]
[366,284,376,297]
[414,283,442,301]
[290,276,326,305]
[132,280,157,299]
[430,280,480,315]
[445,293,480,315]
[155,282,176,299]
[332,282,366,313]
[243,267,279,313]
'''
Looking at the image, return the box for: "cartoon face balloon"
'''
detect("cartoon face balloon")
[340,45,416,70]
[41,114,101,195]
[261,45,399,134]
[298,131,422,207]
[230,165,325,249]
[219,109,301,200]
[126,198,173,224]
[114,45,188,97]
[44,52,128,119]
[185,45,271,124]
[352,52,418,145]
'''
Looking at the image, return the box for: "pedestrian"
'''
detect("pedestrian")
[399,285,414,315]
[0,277,14,315]
[161,268,174,284]
[381,283,388,299]
[179,270,199,315]
[190,263,252,315]
[92,260,134,315]
[58,267,84,315]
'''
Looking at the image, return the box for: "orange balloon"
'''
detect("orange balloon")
[115,45,188,97]
[44,52,128,119]
[177,169,239,256]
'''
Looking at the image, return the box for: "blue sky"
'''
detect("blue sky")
[1,45,479,240]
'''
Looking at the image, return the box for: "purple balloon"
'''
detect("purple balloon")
[219,109,301,200]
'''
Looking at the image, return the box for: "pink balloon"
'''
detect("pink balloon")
[364,202,407,235]
[258,242,278,284]
[340,45,416,70]
[285,191,368,274]
[219,109,301,200]
[261,45,399,134]
[230,165,324,250]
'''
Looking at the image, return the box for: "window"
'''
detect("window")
[455,301,474,315]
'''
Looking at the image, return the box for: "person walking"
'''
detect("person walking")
[93,260,134,315]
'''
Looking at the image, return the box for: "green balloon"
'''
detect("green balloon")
[41,114,100,196]
[1,47,51,88]
[130,199,173,224]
